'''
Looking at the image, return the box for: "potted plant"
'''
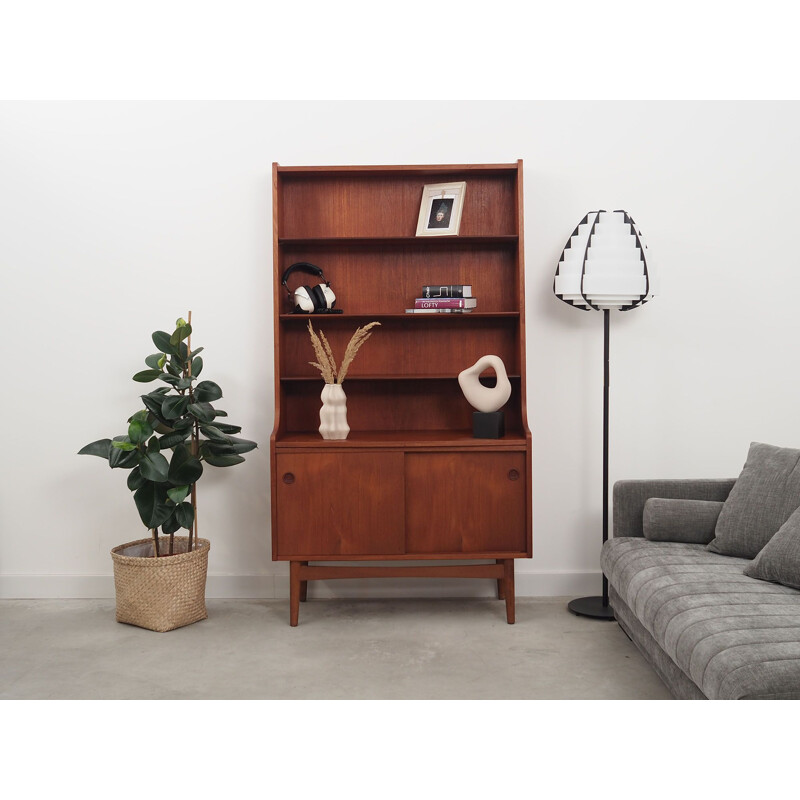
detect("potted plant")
[79,314,256,632]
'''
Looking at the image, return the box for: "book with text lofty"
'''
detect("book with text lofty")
[421,284,472,298]
[414,297,477,310]
[405,307,474,314]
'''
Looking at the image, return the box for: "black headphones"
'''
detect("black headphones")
[281,262,341,313]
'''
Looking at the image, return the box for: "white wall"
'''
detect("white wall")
[2,100,799,599]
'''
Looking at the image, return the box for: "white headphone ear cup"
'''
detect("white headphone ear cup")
[319,284,336,309]
[294,287,314,312]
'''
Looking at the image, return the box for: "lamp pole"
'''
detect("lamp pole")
[568,309,615,619]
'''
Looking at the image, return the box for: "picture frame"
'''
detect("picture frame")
[416,181,466,236]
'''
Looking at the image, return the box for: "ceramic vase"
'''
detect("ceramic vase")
[319,383,349,440]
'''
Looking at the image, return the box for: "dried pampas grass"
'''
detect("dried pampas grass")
[337,322,380,383]
[307,320,381,384]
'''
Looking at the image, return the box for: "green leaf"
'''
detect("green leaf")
[203,451,246,468]
[162,395,190,420]
[145,353,163,369]
[191,356,203,377]
[109,437,140,469]
[207,437,256,455]
[128,416,153,444]
[158,430,191,449]
[166,358,181,377]
[189,347,204,357]
[176,377,194,391]
[200,424,229,443]
[188,402,215,423]
[152,330,181,358]
[127,467,145,491]
[112,440,137,451]
[147,436,160,454]
[172,417,194,431]
[132,369,162,383]
[133,481,170,528]
[226,436,258,454]
[167,485,190,504]
[175,501,195,530]
[169,444,204,484]
[139,451,170,482]
[161,510,181,535]
[195,380,222,403]
[159,373,180,386]
[201,442,245,467]
[210,422,242,434]
[170,324,192,346]
[140,394,168,424]
[78,439,112,459]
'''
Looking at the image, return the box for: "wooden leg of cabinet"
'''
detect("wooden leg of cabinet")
[503,559,515,624]
[496,559,505,599]
[290,560,301,627]
[300,561,309,602]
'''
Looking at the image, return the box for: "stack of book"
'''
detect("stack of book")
[405,284,476,314]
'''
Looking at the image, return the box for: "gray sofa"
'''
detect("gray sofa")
[603,477,800,700]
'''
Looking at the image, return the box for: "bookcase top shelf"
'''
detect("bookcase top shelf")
[275,162,521,177]
[275,429,529,450]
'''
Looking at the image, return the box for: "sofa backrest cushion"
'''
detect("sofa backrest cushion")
[743,505,800,590]
[708,441,800,559]
[643,498,724,544]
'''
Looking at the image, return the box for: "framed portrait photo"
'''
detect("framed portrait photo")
[416,181,466,237]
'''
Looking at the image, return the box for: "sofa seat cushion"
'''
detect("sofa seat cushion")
[602,537,800,699]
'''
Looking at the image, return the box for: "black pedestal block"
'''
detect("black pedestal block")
[473,411,505,439]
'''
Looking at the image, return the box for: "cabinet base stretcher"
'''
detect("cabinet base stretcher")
[289,558,516,626]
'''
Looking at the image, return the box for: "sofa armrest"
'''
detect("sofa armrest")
[613,479,737,538]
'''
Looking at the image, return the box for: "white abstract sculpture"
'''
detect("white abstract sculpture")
[458,355,511,412]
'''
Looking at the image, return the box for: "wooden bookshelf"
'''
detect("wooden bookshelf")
[271,162,532,625]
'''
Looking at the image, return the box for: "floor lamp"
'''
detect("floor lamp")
[554,210,655,619]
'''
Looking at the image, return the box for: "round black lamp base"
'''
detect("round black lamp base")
[567,596,615,620]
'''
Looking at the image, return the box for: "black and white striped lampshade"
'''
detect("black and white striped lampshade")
[554,210,655,311]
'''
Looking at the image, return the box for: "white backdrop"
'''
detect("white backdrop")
[2,100,798,598]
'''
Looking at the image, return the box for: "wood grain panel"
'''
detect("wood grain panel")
[278,241,518,315]
[281,317,519,379]
[405,452,527,553]
[279,175,517,238]
[281,377,523,435]
[276,452,405,557]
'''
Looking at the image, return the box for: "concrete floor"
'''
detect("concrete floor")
[0,597,672,700]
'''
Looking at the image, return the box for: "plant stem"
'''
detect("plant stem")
[186,309,195,553]
[151,527,160,558]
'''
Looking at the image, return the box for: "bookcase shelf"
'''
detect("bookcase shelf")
[276,430,529,449]
[279,373,522,381]
[279,312,520,323]
[279,235,519,247]
[271,162,531,625]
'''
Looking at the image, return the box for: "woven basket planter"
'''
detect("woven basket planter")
[111,536,210,632]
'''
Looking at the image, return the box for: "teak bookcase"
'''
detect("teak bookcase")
[271,162,532,625]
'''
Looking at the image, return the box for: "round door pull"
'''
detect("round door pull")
[508,469,520,481]
[283,473,295,485]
